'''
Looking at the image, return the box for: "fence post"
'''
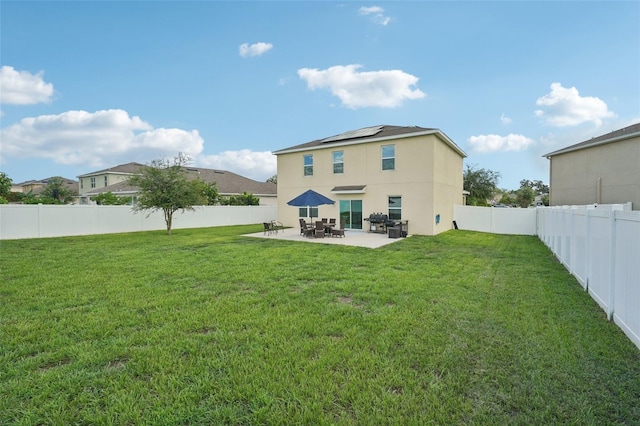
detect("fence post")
[585,208,591,292]
[568,207,575,274]
[37,203,43,238]
[607,210,616,320]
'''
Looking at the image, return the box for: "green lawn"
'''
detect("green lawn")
[1,225,639,425]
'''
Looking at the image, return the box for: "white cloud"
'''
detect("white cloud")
[468,133,535,153]
[197,149,276,182]
[239,42,273,58]
[0,66,54,105]
[297,64,425,108]
[359,5,391,26]
[500,113,512,125]
[535,82,614,127]
[0,109,203,168]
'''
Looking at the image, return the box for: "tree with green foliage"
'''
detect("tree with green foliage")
[0,171,12,203]
[40,177,77,204]
[128,153,202,235]
[219,192,260,206]
[192,180,219,205]
[519,179,549,195]
[516,186,536,208]
[463,164,501,206]
[92,192,133,205]
[498,191,515,206]
[266,175,277,184]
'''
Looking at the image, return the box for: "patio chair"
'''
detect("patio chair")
[263,222,276,236]
[299,219,314,237]
[271,220,284,233]
[315,221,325,238]
[331,228,345,238]
[329,218,336,225]
[322,218,328,223]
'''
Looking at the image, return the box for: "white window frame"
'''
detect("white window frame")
[388,196,402,220]
[303,154,313,176]
[382,144,395,171]
[332,150,344,174]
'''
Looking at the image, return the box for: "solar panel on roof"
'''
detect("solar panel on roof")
[321,125,383,143]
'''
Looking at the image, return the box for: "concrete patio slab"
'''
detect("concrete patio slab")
[243,227,409,249]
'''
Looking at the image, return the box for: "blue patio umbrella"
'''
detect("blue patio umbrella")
[287,189,335,222]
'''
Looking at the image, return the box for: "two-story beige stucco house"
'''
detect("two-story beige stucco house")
[77,162,145,198]
[544,122,640,210]
[273,125,467,236]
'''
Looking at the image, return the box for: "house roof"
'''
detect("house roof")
[272,125,467,157]
[20,177,79,195]
[77,162,146,177]
[543,122,640,158]
[182,167,276,195]
[82,167,277,197]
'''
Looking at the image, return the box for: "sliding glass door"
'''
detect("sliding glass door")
[339,200,363,230]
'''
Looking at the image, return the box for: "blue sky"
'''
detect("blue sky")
[1,1,638,190]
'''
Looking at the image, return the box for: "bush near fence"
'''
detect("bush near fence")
[0,204,277,240]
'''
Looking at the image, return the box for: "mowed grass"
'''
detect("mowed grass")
[1,225,639,425]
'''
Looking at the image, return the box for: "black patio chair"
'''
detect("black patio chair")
[263,222,276,236]
[299,218,314,237]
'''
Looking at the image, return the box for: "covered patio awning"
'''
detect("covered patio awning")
[331,185,366,194]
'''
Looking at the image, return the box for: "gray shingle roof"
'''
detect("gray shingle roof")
[77,162,146,177]
[21,177,79,195]
[273,125,466,157]
[544,122,640,157]
[183,167,276,195]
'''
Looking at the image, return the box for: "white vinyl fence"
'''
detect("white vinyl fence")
[454,203,640,350]
[453,205,537,235]
[537,205,640,350]
[0,204,277,240]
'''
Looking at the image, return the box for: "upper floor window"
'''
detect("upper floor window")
[90,177,96,188]
[104,176,108,187]
[80,180,84,190]
[382,144,395,170]
[303,154,313,176]
[332,150,344,174]
[388,196,402,220]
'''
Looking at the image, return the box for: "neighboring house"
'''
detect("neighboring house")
[77,162,146,197]
[273,125,467,236]
[10,181,24,193]
[77,163,277,205]
[17,177,79,197]
[543,122,640,210]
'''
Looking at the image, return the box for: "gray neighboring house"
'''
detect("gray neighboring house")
[77,163,277,205]
[543,122,640,210]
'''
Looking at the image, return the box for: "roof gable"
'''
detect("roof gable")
[544,122,640,157]
[78,162,146,177]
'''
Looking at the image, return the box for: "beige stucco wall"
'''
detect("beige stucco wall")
[549,137,640,209]
[276,133,464,235]
[79,173,131,195]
